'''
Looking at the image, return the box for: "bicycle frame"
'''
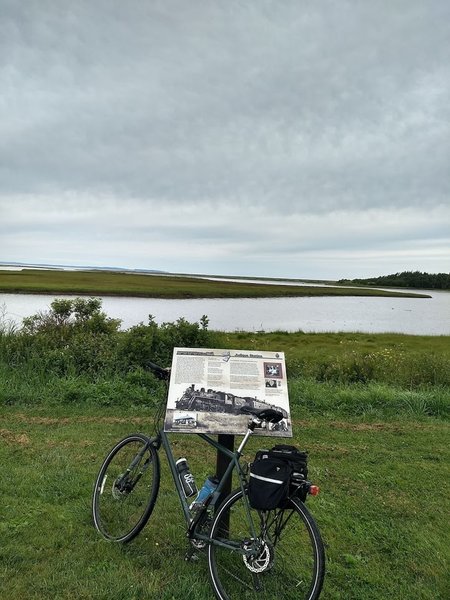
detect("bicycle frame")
[152,426,257,549]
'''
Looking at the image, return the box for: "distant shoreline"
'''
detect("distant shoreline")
[0,268,430,299]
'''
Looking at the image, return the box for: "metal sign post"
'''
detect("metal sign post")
[215,434,234,533]
[216,433,234,501]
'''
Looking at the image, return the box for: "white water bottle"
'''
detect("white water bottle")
[176,458,197,497]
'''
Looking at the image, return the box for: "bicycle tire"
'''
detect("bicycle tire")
[92,433,160,543]
[207,488,325,600]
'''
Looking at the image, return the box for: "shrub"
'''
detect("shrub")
[22,297,121,338]
[0,299,216,385]
[117,314,216,369]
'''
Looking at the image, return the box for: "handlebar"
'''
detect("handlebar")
[147,361,171,381]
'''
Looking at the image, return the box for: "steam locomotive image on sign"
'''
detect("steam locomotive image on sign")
[175,384,289,419]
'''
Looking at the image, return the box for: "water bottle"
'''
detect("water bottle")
[176,458,197,498]
[190,476,219,513]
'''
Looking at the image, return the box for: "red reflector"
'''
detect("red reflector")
[308,485,320,496]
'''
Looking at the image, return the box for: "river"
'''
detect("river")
[1,288,449,335]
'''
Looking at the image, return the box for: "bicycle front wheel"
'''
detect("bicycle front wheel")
[92,433,160,543]
[208,489,325,600]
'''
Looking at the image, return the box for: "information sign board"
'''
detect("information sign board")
[164,348,292,436]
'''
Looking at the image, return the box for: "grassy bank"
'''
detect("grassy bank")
[0,269,429,298]
[1,305,449,598]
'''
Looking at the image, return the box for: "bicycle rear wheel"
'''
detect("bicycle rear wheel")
[92,433,160,543]
[208,489,325,600]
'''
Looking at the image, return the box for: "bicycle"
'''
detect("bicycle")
[92,360,325,600]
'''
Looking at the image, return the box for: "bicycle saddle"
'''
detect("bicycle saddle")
[239,406,284,423]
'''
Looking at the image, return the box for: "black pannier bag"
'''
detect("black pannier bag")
[248,453,292,510]
[248,445,309,510]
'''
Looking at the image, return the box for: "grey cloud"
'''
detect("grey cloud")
[1,0,449,213]
[1,1,449,278]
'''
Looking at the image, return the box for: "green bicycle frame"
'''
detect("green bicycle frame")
[154,427,257,550]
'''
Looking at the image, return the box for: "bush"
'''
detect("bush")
[0,299,217,397]
[117,314,216,369]
[22,297,121,338]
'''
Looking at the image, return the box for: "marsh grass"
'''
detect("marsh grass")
[0,269,428,298]
[220,331,450,388]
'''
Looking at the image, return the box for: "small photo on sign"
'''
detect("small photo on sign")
[264,362,283,379]
[172,411,197,428]
[265,379,279,388]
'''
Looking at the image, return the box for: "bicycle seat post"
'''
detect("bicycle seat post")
[236,418,259,455]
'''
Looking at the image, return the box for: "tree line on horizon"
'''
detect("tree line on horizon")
[338,271,450,290]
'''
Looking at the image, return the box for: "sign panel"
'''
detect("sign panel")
[164,348,292,437]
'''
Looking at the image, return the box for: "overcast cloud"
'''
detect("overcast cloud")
[1,0,449,279]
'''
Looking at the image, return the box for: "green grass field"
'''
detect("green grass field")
[1,401,448,600]
[0,269,429,298]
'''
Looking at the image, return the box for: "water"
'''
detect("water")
[1,289,449,335]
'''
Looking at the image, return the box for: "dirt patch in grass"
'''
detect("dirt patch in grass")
[0,428,30,445]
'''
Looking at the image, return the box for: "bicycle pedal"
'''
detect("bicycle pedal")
[184,549,200,562]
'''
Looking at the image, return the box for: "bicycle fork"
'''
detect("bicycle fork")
[116,442,154,493]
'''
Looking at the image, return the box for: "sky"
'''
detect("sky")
[1,0,449,280]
